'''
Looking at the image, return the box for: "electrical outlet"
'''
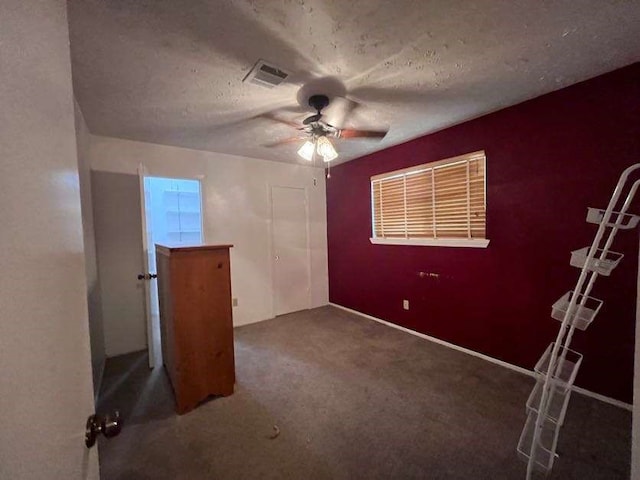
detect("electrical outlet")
[232,298,238,307]
[403,299,409,310]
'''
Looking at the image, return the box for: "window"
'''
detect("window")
[370,151,488,248]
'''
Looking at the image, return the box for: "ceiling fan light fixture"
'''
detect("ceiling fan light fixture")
[322,149,338,163]
[297,140,315,161]
[316,135,338,162]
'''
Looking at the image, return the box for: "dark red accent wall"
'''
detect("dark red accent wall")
[327,63,640,403]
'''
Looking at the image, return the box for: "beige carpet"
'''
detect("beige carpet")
[97,306,631,479]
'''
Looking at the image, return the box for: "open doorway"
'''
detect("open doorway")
[92,173,206,453]
[142,176,204,366]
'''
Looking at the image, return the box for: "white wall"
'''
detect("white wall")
[74,101,106,396]
[92,170,148,357]
[0,1,99,479]
[90,135,329,328]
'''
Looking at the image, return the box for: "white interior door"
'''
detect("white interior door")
[272,186,310,316]
[0,2,99,476]
[138,164,156,368]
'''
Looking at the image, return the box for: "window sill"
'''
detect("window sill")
[369,237,490,248]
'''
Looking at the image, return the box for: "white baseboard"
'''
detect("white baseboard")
[329,302,632,412]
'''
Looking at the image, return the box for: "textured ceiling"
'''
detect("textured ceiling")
[68,0,640,166]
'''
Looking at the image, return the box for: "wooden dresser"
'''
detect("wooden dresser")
[155,244,235,414]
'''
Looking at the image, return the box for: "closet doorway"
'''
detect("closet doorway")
[271,186,310,316]
[142,176,204,366]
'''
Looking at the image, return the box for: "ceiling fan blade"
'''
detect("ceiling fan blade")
[323,96,361,128]
[262,137,306,148]
[255,112,301,129]
[338,128,388,139]
[276,105,308,114]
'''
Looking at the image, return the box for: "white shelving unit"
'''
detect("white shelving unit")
[551,291,603,331]
[519,164,640,478]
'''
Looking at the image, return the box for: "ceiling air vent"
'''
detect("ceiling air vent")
[243,59,290,88]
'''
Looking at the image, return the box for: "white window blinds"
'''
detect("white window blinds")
[371,151,486,240]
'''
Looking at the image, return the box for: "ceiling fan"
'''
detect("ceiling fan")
[262,94,388,165]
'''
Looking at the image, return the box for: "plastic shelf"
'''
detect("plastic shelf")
[587,207,640,230]
[517,411,560,474]
[570,247,623,276]
[534,343,583,394]
[551,291,603,331]
[526,379,572,425]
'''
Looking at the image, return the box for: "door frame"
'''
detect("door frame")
[268,184,312,318]
[138,164,206,368]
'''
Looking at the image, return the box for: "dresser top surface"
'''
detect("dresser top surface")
[155,243,233,255]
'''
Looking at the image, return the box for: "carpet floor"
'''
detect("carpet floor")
[97,306,631,479]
